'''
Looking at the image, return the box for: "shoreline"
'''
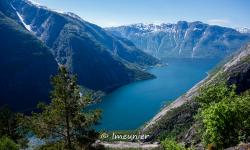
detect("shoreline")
[142,75,209,132]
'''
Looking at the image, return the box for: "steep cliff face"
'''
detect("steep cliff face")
[7,0,159,92]
[0,11,58,111]
[223,44,250,93]
[107,22,250,59]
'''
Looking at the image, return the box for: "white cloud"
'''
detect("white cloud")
[207,19,231,27]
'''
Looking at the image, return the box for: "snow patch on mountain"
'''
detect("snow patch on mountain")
[10,3,33,32]
[236,27,250,34]
[128,23,177,33]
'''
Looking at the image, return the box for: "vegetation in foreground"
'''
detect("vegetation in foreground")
[157,83,250,150]
[0,66,102,150]
[195,83,250,149]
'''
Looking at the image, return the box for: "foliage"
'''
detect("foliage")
[36,141,64,150]
[196,83,236,107]
[0,106,28,148]
[161,139,194,150]
[0,136,19,150]
[25,66,102,150]
[195,83,250,149]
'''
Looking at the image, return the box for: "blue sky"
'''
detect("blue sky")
[32,0,250,28]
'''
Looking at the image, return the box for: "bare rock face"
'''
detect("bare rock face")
[224,44,250,93]
[225,143,250,150]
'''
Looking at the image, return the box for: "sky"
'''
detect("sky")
[32,0,250,28]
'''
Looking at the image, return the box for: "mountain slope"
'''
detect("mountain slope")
[8,0,159,92]
[0,11,58,111]
[107,22,250,59]
[143,42,250,146]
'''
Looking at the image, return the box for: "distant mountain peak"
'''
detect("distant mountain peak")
[116,23,177,33]
[107,21,250,59]
[112,21,208,34]
[235,27,250,34]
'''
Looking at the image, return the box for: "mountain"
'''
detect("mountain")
[106,22,250,59]
[3,0,160,93]
[235,27,250,34]
[0,10,58,111]
[143,42,250,147]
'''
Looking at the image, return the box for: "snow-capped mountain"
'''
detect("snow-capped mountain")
[235,27,250,34]
[107,22,250,59]
[124,23,177,33]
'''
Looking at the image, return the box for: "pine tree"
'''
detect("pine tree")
[0,106,27,148]
[26,66,101,150]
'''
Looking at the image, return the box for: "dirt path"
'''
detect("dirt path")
[99,141,160,149]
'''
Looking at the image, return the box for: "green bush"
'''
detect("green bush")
[161,139,193,150]
[0,136,19,150]
[196,84,250,149]
[196,83,236,107]
[201,96,250,149]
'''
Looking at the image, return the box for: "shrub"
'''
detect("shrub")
[0,136,19,150]
[196,84,250,149]
[161,139,194,150]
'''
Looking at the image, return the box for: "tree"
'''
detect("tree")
[195,84,250,149]
[196,83,236,108]
[200,96,250,149]
[0,106,27,148]
[26,66,101,150]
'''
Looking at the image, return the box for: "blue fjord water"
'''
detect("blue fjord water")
[89,58,220,131]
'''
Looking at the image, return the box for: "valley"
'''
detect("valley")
[89,58,220,130]
[0,0,250,149]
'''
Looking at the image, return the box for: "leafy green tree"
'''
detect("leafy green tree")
[26,66,101,150]
[201,96,250,149]
[195,84,250,149]
[196,83,236,107]
[0,136,19,150]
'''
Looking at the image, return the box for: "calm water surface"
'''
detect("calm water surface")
[89,58,220,131]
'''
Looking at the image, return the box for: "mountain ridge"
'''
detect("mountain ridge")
[106,21,250,59]
[5,0,160,92]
